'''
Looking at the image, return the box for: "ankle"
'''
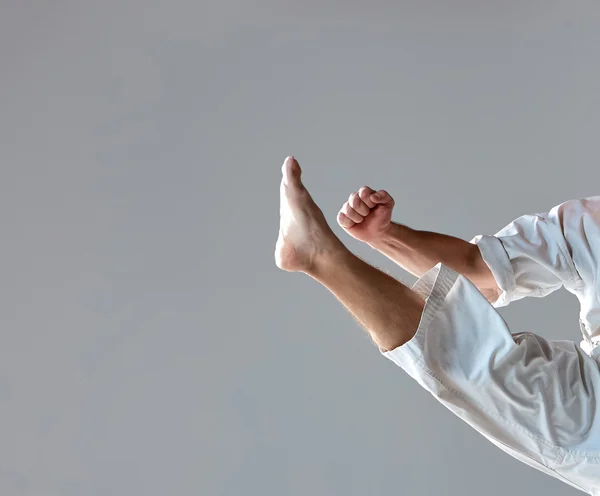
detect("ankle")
[305,241,352,277]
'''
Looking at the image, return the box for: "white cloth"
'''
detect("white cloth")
[473,196,600,355]
[382,197,600,495]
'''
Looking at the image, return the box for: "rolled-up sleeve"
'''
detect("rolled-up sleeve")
[470,202,584,308]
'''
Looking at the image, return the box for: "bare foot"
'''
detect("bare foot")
[275,157,341,272]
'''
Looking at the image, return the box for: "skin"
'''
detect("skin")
[274,156,499,351]
[336,186,502,303]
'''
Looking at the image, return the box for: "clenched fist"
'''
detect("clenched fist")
[337,186,395,243]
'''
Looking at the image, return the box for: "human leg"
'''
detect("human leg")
[275,156,424,352]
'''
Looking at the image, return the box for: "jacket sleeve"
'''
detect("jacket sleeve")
[470,198,592,307]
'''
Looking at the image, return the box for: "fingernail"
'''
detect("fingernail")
[372,194,380,200]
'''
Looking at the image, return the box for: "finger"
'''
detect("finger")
[337,211,356,229]
[341,202,364,223]
[370,189,394,206]
[349,192,370,216]
[358,186,376,208]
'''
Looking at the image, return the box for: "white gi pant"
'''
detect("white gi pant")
[382,197,600,494]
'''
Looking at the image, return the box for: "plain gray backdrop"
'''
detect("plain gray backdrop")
[1,1,600,495]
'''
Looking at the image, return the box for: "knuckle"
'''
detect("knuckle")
[358,187,372,199]
[344,206,357,218]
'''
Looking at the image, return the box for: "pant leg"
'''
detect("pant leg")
[382,263,600,494]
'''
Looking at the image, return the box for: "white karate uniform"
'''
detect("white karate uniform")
[382,197,600,494]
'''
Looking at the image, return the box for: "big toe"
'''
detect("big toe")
[281,156,302,187]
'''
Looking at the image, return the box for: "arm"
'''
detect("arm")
[336,186,501,302]
[339,187,586,310]
[369,223,501,303]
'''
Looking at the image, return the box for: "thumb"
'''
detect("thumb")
[369,190,394,206]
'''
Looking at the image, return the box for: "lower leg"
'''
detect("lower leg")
[309,248,424,351]
[275,157,424,351]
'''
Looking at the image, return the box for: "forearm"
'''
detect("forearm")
[369,223,497,294]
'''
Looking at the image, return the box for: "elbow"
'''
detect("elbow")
[467,245,502,303]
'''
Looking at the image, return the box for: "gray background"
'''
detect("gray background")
[1,1,599,495]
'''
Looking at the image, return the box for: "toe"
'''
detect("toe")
[282,156,302,186]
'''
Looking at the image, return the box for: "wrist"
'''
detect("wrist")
[368,223,405,250]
